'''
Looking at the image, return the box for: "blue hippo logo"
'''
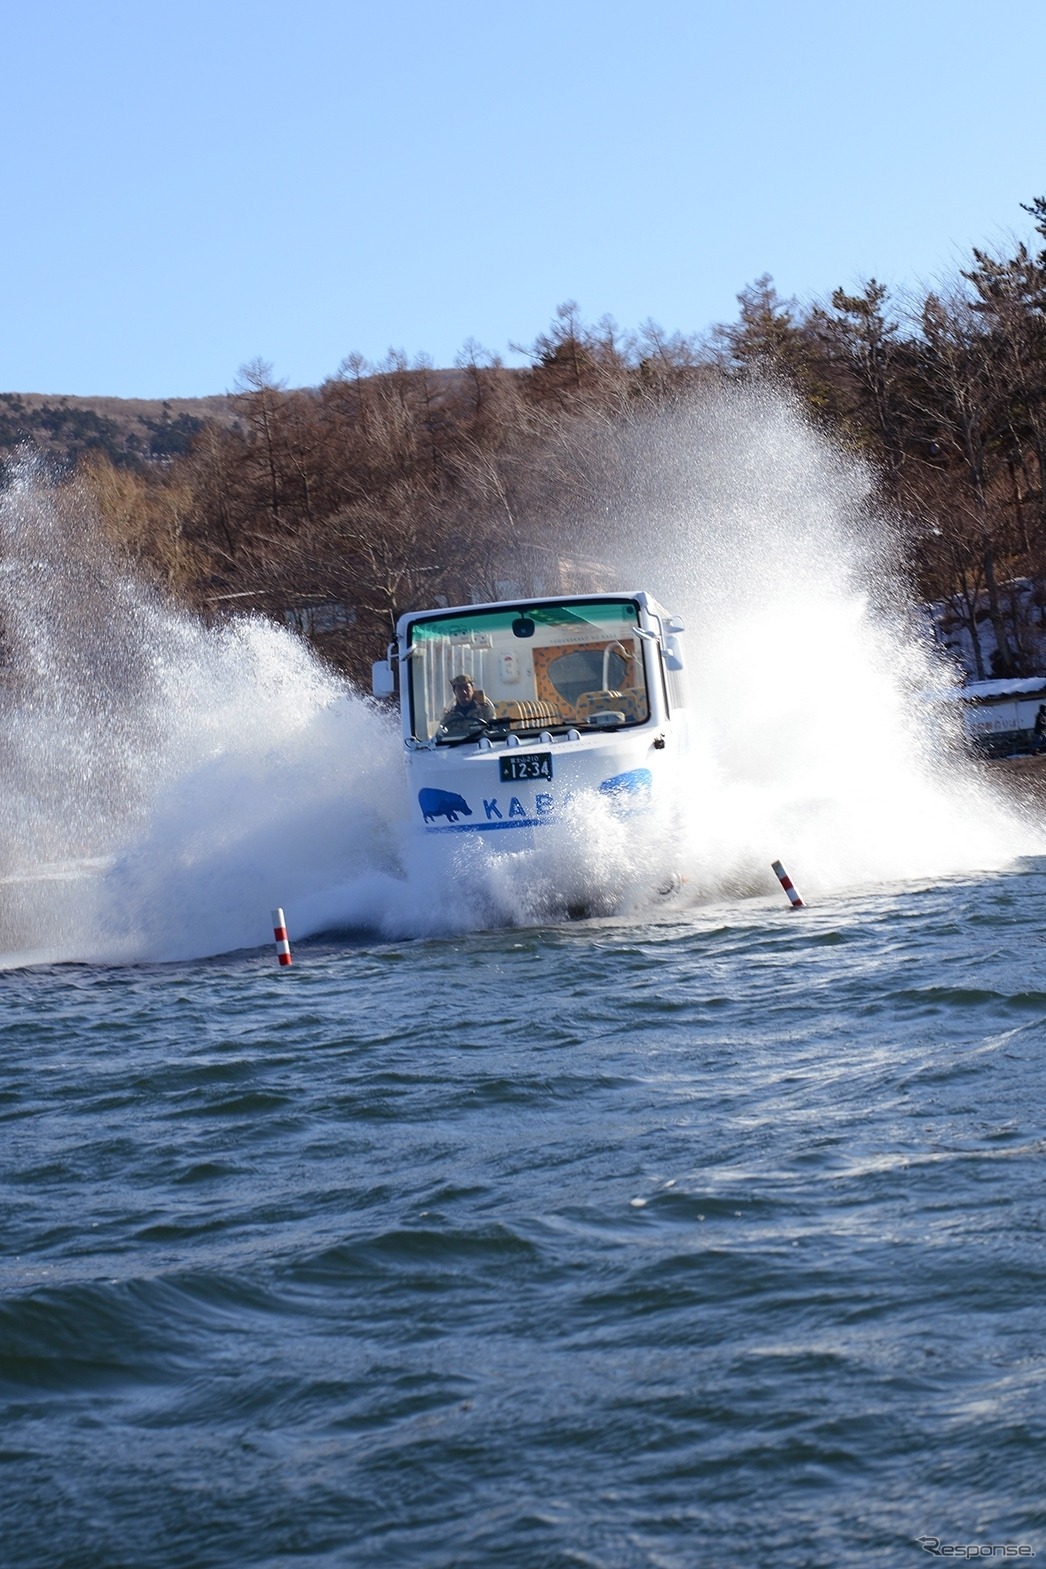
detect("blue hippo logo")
[599,767,653,800]
[419,787,473,824]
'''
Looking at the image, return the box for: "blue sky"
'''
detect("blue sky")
[4,0,1046,399]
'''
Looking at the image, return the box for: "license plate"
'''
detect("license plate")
[499,751,553,783]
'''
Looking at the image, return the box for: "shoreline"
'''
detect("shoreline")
[983,752,1046,810]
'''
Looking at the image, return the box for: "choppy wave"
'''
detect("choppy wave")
[2,868,1045,1565]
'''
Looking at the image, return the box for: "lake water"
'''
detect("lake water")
[3,865,1046,1568]
[2,402,1045,1565]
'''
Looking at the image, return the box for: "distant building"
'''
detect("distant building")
[937,676,1046,757]
[929,577,1046,684]
[283,601,355,637]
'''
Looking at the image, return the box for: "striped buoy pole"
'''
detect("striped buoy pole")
[771,860,805,910]
[272,907,293,966]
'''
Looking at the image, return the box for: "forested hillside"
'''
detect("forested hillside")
[0,393,235,470]
[7,199,1046,688]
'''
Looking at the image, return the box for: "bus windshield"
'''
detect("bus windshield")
[406,599,651,741]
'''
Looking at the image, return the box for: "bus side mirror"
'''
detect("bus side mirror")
[372,660,395,697]
[664,636,685,671]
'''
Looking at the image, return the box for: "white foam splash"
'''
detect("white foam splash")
[0,388,1039,968]
[594,386,1041,898]
[0,459,402,963]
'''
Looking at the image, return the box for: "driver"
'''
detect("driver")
[440,673,497,733]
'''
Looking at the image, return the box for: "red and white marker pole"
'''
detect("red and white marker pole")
[272,907,293,966]
[771,860,805,910]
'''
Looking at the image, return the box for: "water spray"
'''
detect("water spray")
[0,402,1038,970]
